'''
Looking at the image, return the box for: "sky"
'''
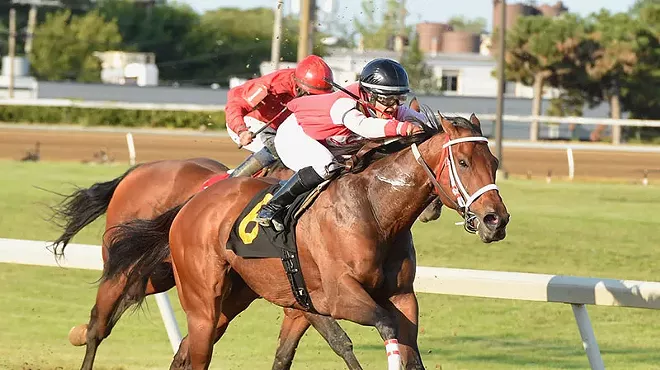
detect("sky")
[176,0,638,31]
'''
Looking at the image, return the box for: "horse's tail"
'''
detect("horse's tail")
[100,199,189,310]
[48,165,140,258]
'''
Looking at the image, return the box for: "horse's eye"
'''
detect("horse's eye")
[459,159,469,168]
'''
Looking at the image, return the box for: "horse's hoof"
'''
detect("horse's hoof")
[68,324,88,346]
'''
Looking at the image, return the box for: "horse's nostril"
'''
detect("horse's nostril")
[484,213,499,228]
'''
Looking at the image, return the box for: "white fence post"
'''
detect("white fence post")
[571,304,605,370]
[154,292,182,353]
[566,147,575,181]
[125,132,136,166]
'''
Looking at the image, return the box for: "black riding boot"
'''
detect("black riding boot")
[229,147,277,178]
[255,166,324,231]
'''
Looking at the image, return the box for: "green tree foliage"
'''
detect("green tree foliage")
[447,16,487,34]
[97,0,199,82]
[30,10,122,82]
[500,14,588,139]
[355,0,403,50]
[181,7,321,85]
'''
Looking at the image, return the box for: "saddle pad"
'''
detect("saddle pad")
[226,183,314,258]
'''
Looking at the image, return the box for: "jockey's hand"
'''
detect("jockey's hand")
[239,131,254,146]
[405,122,424,136]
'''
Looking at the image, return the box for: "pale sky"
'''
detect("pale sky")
[175,0,638,31]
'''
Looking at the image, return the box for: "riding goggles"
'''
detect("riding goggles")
[373,93,408,107]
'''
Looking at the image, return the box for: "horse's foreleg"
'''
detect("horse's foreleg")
[330,276,402,370]
[302,311,363,370]
[386,292,424,370]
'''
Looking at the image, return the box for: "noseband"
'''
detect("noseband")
[411,136,499,233]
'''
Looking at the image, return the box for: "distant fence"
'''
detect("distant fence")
[1,98,659,143]
[3,238,660,369]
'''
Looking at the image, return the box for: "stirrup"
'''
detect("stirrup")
[256,206,285,232]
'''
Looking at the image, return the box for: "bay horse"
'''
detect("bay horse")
[48,158,365,370]
[100,109,510,370]
[50,99,442,370]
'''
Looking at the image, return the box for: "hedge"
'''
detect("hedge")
[0,105,227,130]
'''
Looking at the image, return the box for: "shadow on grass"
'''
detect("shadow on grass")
[355,334,660,368]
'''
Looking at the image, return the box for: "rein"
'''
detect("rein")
[411,135,499,234]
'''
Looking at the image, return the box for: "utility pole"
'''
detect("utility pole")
[25,5,37,54]
[271,0,284,69]
[8,8,16,98]
[495,0,506,176]
[297,0,315,61]
[10,1,65,54]
[397,0,406,60]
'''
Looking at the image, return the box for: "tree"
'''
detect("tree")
[576,11,640,142]
[97,0,199,82]
[30,10,122,82]
[355,0,403,50]
[447,16,487,34]
[499,14,588,140]
[401,36,440,94]
[179,7,325,85]
[621,2,660,141]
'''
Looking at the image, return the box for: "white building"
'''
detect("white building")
[94,51,159,87]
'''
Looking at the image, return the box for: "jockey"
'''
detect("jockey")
[225,54,335,178]
[255,58,429,231]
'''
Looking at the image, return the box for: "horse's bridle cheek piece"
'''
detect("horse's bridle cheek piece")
[411,136,499,234]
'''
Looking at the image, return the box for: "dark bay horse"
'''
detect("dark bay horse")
[101,110,510,369]
[49,158,364,370]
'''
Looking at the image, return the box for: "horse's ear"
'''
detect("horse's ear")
[469,113,481,127]
[409,96,420,112]
[438,113,457,136]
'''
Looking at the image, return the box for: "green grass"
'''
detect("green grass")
[1,159,660,369]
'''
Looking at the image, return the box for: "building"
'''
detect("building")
[270,49,555,99]
[0,56,38,99]
[94,51,159,87]
[492,0,568,33]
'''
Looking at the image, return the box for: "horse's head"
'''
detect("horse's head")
[414,107,509,243]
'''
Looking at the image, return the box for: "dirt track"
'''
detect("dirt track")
[1,127,658,182]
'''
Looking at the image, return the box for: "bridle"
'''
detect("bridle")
[411,135,499,233]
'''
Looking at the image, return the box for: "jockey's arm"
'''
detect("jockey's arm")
[225,86,253,134]
[330,98,416,138]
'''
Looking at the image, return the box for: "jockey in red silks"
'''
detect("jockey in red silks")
[255,58,430,231]
[225,55,335,178]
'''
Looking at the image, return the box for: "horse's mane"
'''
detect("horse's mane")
[344,104,482,174]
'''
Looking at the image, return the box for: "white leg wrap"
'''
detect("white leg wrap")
[385,339,402,370]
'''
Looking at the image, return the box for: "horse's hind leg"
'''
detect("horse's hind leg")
[172,247,230,370]
[170,271,259,370]
[76,266,174,370]
[272,309,362,370]
[271,308,312,370]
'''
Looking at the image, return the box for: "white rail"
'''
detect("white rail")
[3,238,660,369]
[1,98,659,127]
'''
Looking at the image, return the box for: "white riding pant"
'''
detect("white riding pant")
[274,115,337,179]
[227,116,272,153]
